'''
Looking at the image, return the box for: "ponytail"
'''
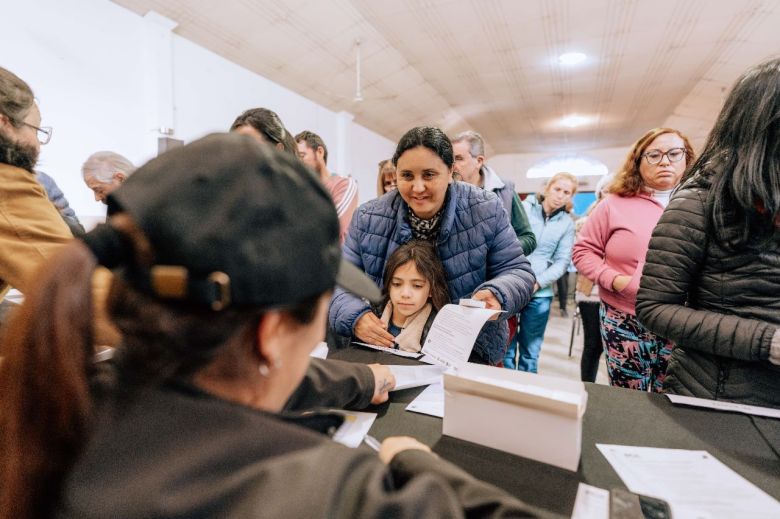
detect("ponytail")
[0,241,98,519]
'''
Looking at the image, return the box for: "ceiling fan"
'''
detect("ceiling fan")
[324,38,396,105]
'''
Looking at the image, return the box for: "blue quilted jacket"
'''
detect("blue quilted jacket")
[328,181,535,364]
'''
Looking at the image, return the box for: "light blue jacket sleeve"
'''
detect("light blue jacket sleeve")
[536,219,575,289]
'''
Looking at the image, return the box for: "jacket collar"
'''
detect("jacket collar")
[480,165,505,192]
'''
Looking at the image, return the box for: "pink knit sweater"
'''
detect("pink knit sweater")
[572,193,664,315]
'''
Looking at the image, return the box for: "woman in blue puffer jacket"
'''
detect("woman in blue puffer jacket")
[329,127,535,365]
[504,172,577,372]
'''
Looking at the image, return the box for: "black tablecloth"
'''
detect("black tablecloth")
[329,347,780,516]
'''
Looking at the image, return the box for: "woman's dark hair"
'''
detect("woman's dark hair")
[0,215,321,519]
[382,240,450,311]
[230,108,299,158]
[681,57,780,248]
[392,127,454,169]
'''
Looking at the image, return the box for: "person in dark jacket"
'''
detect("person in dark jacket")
[451,130,536,255]
[35,170,85,236]
[636,58,780,408]
[0,134,552,519]
[329,127,536,365]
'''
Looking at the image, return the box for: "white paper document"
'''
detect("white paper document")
[597,444,780,519]
[330,411,377,448]
[570,483,608,519]
[405,382,444,418]
[667,393,780,420]
[310,341,329,359]
[388,365,446,391]
[421,304,502,369]
[353,341,423,359]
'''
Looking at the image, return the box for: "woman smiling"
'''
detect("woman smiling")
[329,127,535,365]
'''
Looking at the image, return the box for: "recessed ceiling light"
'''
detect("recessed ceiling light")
[558,52,587,66]
[561,114,591,128]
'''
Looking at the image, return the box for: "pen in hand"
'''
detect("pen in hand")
[363,434,381,452]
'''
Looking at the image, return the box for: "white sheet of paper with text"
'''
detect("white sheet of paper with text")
[421,304,501,369]
[597,444,780,519]
[388,365,446,391]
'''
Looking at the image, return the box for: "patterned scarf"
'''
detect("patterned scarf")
[408,208,443,241]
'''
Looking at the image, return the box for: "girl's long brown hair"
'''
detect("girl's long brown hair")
[382,240,450,311]
[0,242,97,519]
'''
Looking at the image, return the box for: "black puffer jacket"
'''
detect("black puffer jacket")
[636,178,780,408]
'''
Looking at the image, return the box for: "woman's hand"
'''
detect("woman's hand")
[472,289,501,320]
[354,312,395,347]
[612,275,632,292]
[367,363,396,404]
[379,436,432,464]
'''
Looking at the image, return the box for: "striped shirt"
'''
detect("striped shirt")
[324,174,358,244]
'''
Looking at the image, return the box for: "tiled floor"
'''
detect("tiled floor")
[535,305,611,386]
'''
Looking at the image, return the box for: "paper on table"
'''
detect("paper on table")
[421,304,502,369]
[597,444,780,519]
[406,382,444,418]
[330,411,377,448]
[667,393,780,420]
[353,342,423,359]
[310,341,329,359]
[388,365,446,391]
[570,483,608,519]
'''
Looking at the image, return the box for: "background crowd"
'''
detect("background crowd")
[0,54,778,517]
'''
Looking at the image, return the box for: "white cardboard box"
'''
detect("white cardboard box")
[443,363,588,471]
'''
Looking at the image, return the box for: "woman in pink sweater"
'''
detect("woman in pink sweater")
[572,128,695,391]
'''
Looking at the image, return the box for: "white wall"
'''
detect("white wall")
[489,146,629,193]
[2,0,394,228]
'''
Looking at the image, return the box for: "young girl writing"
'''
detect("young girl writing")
[377,240,450,352]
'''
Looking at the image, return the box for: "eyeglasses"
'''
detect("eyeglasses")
[642,147,685,165]
[21,122,53,145]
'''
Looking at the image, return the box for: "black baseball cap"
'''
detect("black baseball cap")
[97,133,380,310]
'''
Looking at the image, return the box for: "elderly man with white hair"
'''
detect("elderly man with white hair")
[82,151,136,204]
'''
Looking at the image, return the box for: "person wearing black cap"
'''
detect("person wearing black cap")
[0,134,553,519]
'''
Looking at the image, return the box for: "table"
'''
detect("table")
[329,348,780,516]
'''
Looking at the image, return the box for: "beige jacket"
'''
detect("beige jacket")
[0,163,118,345]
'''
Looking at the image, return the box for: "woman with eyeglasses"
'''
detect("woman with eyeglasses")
[572,128,695,391]
[0,66,115,342]
[637,59,780,408]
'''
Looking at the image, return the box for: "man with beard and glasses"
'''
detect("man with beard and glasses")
[0,67,116,343]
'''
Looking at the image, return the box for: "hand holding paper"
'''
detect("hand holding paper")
[471,289,501,319]
[367,364,396,404]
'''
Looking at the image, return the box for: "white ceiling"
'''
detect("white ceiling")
[112,0,780,155]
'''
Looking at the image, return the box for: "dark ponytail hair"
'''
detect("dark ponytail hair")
[0,214,323,519]
[230,108,299,158]
[681,57,780,248]
[0,241,97,519]
[392,127,454,169]
[382,240,451,311]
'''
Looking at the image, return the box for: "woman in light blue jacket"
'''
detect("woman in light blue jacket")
[504,172,577,372]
